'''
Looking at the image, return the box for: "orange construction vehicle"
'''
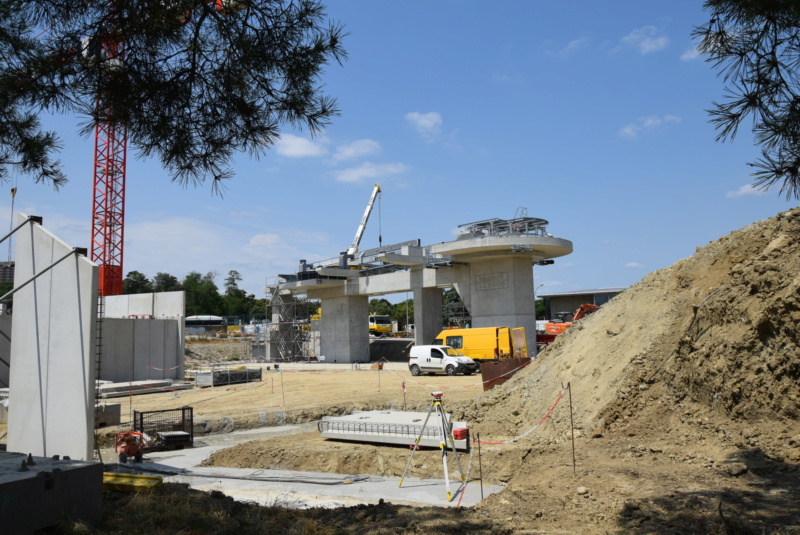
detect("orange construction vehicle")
[115,431,145,463]
[544,304,599,335]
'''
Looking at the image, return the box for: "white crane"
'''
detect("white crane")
[347,184,381,257]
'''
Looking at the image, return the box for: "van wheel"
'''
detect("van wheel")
[446,365,456,376]
[410,365,421,376]
[473,361,481,372]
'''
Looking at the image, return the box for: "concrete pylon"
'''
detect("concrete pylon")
[450,256,537,352]
[413,286,443,346]
[320,295,369,363]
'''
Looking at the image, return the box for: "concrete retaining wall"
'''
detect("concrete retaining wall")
[101,318,183,382]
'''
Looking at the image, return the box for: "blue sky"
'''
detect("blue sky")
[5,1,797,299]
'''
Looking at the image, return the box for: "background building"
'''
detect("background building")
[539,288,626,320]
[0,261,14,283]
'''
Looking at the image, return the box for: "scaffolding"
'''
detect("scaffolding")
[260,279,318,361]
[443,299,471,328]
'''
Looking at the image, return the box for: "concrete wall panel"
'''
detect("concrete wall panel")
[103,295,129,319]
[147,320,166,380]
[132,319,151,380]
[128,294,156,316]
[105,291,184,318]
[102,319,135,383]
[100,318,181,382]
[163,320,182,379]
[8,215,98,461]
[0,316,11,388]
[153,291,185,317]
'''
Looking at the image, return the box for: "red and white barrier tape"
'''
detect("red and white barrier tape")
[476,386,567,445]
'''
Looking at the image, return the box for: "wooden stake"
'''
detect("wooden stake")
[477,432,484,500]
[280,370,286,407]
[568,381,576,476]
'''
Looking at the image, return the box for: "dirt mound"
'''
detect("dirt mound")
[472,207,800,454]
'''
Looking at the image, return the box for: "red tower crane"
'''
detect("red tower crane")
[90,120,127,296]
[90,34,126,297]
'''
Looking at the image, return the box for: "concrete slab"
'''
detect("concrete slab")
[97,379,193,398]
[319,410,469,450]
[119,424,502,509]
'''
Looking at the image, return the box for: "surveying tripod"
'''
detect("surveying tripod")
[398,391,466,501]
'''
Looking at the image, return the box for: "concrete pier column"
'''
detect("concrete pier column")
[320,295,369,363]
[413,287,443,346]
[460,256,537,354]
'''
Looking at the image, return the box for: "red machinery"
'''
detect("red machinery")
[90,8,127,297]
[114,431,145,463]
[544,304,600,336]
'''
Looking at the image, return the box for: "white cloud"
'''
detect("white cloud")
[619,115,681,138]
[725,184,767,198]
[6,202,337,297]
[626,262,644,268]
[680,44,700,61]
[333,162,408,183]
[620,26,670,54]
[11,205,88,248]
[123,217,336,296]
[550,37,589,58]
[405,112,442,140]
[334,139,381,161]
[274,133,328,158]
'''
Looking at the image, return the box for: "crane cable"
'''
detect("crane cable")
[378,189,383,247]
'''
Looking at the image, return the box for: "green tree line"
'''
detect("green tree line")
[122,269,266,320]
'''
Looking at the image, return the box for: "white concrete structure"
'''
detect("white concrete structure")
[101,318,183,382]
[105,291,185,319]
[103,291,185,381]
[7,214,98,461]
[277,215,573,363]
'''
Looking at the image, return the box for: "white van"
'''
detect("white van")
[408,345,478,376]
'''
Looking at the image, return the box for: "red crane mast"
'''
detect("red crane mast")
[90,30,126,297]
[90,120,127,296]
[89,1,230,295]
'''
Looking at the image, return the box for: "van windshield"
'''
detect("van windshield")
[370,315,391,326]
[443,348,466,357]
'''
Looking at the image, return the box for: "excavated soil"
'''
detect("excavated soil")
[200,207,800,534]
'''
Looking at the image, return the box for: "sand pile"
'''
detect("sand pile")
[470,207,800,455]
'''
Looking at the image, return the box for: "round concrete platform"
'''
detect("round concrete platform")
[430,235,573,260]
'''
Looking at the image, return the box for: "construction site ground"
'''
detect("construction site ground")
[3,208,800,534]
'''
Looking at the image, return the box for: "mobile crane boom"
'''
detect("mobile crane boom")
[347,184,381,256]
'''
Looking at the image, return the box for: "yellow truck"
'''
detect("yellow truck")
[432,326,527,369]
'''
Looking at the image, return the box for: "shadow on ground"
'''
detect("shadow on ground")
[616,448,799,534]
